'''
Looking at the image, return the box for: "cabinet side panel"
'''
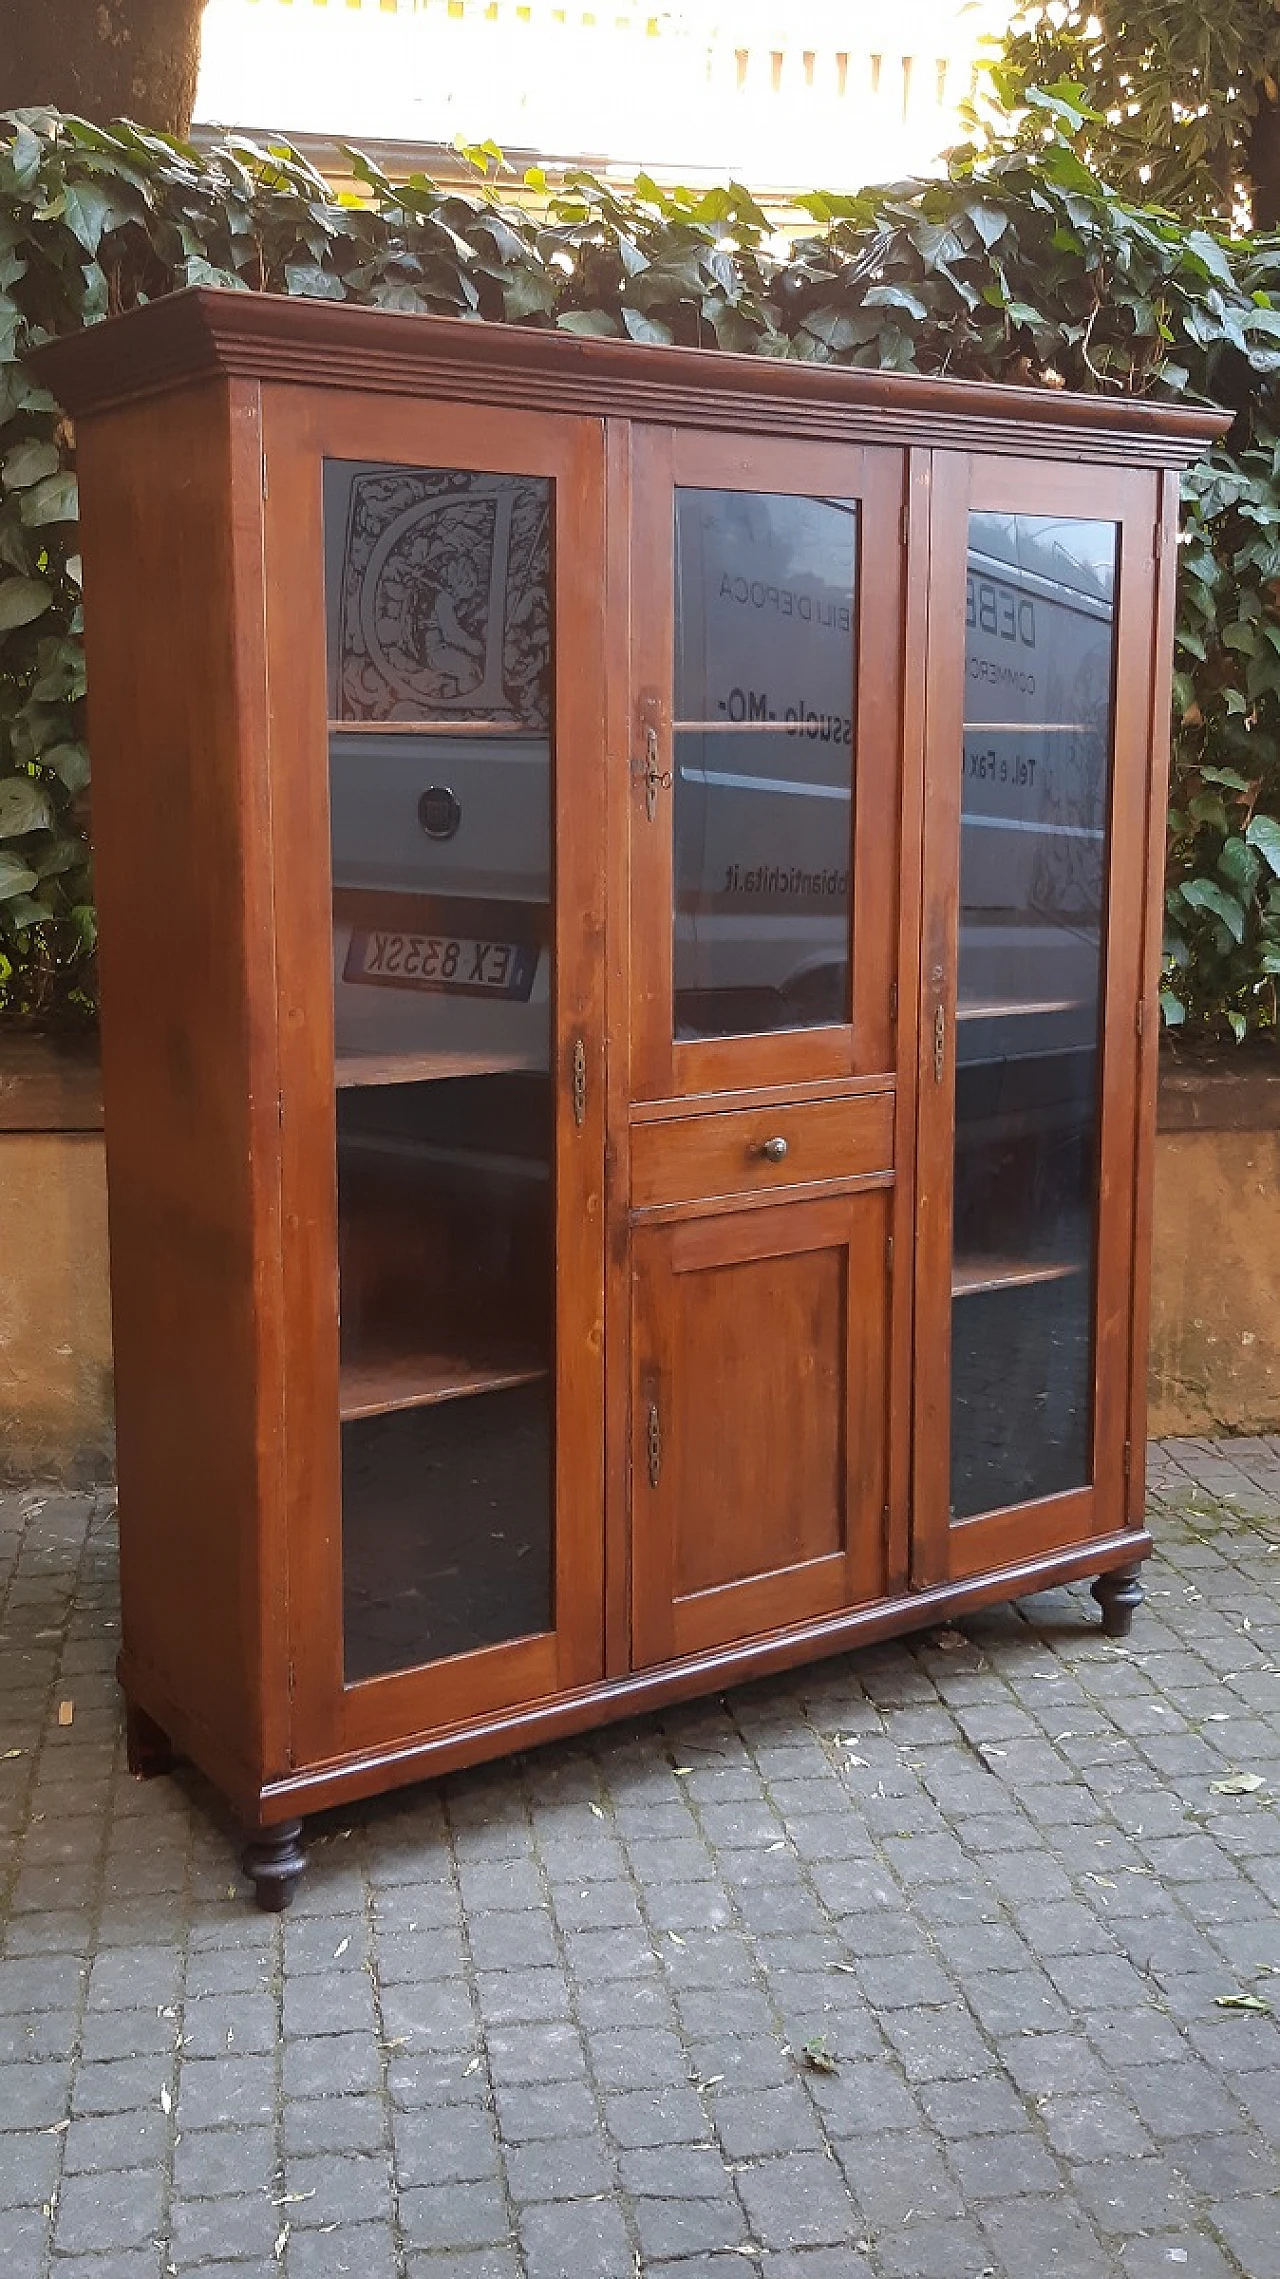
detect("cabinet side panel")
[76,379,281,1794]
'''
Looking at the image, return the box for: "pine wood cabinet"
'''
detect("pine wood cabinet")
[38,294,1225,1905]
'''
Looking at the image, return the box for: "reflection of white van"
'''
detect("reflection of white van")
[959,518,1116,1071]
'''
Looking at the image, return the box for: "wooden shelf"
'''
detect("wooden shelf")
[335,1048,545,1089]
[956,997,1089,1022]
[329,720,541,738]
[340,1342,549,1422]
[952,1255,1084,1300]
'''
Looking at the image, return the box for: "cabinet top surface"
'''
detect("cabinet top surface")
[36,284,1228,467]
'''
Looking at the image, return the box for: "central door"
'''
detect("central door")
[625,427,912,1668]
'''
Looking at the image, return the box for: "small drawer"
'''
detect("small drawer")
[630,1091,895,1215]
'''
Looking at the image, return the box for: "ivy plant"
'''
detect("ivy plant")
[1,103,1278,1035]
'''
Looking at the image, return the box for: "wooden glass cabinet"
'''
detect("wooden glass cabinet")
[37,294,1225,1904]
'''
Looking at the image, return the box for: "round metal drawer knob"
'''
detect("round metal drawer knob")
[760,1136,789,1163]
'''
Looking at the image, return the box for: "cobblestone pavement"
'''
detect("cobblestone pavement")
[2,1439,1279,2279]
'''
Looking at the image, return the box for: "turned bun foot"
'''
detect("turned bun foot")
[1091,1561,1144,1640]
[242,1819,307,1911]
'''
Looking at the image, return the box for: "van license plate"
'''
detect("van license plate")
[344,930,537,1000]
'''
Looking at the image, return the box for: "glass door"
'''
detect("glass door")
[264,395,606,1760]
[914,455,1160,1582]
[325,459,558,1682]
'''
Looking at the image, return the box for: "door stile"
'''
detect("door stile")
[911,450,969,1590]
[886,445,934,1596]
[1082,472,1160,1527]
[1128,468,1183,1526]
[262,385,346,1768]
[627,425,679,1103]
[603,415,636,1680]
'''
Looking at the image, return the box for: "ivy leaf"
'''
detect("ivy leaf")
[1180,877,1246,941]
[41,743,91,795]
[1245,815,1280,876]
[1,438,58,490]
[0,778,53,838]
[61,179,120,256]
[20,470,78,526]
[0,851,39,902]
[0,575,52,629]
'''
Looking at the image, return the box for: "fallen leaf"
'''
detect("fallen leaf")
[800,2035,838,2075]
[673,1767,693,1777]
[1209,1772,1265,1795]
[333,1937,350,1960]
[159,2086,171,2115]
[589,1803,605,1819]
[273,2224,290,2261]
[463,2055,481,2075]
[1215,1992,1273,2014]
[1205,1712,1231,1723]
[1,1748,23,1760]
[667,1931,686,1947]
[57,1701,73,1727]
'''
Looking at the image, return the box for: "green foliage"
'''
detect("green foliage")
[0,105,1277,1033]
[990,3,1280,227]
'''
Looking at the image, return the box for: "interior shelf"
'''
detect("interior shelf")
[952,1255,1085,1300]
[340,1342,549,1422]
[335,1047,545,1089]
[956,997,1088,1022]
[329,720,537,738]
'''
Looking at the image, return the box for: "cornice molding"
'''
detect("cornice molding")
[34,287,1230,468]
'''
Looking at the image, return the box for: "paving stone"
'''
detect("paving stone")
[170,2189,280,2263]
[0,2127,61,2208]
[399,2179,512,2252]
[519,2196,633,2279]
[173,2122,276,2198]
[735,2152,861,2250]
[395,2105,503,2188]
[284,2152,395,2227]
[288,2221,399,2279]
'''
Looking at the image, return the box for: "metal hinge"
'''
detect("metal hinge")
[887,1232,894,1270]
[1153,519,1164,559]
[572,1037,587,1129]
[1123,1440,1132,1487]
[889,980,898,1022]
[900,501,910,547]
[646,1400,661,1490]
[1136,998,1145,1039]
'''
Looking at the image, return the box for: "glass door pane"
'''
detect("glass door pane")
[950,512,1118,1519]
[323,460,555,1682]
[672,488,857,1038]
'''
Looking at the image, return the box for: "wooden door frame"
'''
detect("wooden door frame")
[912,451,1163,1588]
[260,385,609,1766]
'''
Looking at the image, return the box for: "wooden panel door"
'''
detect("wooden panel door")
[623,428,915,1668]
[632,1194,890,1665]
[261,387,608,1769]
[913,453,1163,1587]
